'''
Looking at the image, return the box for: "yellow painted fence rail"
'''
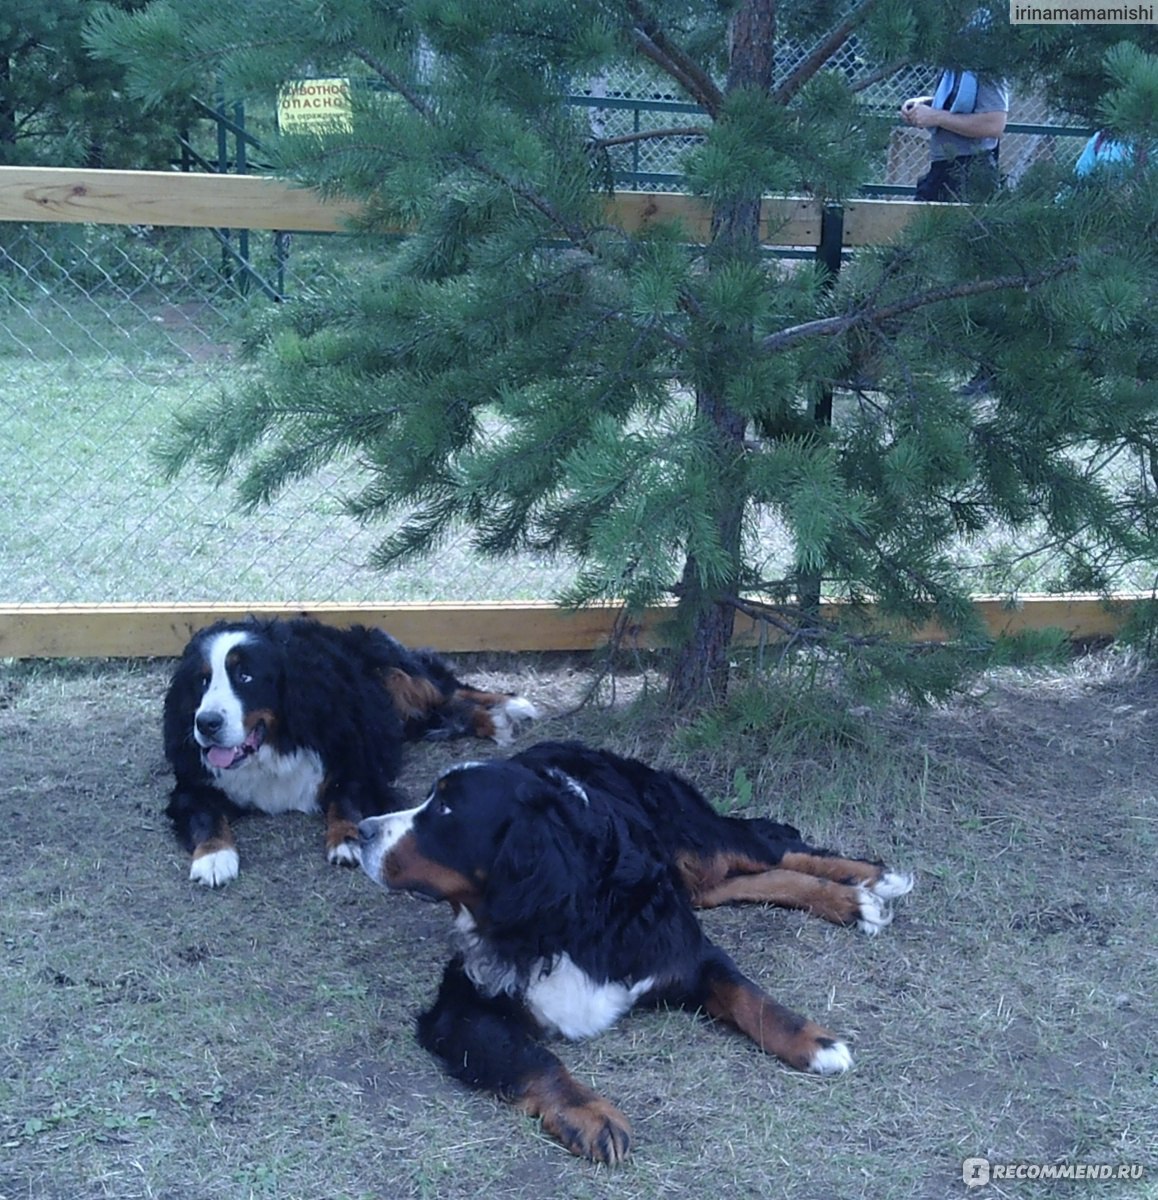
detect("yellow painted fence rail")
[0,596,1147,660]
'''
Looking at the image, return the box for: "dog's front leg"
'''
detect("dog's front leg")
[167,783,240,887]
[323,794,362,867]
[418,956,632,1165]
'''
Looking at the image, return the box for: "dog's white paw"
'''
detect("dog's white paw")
[808,1040,853,1075]
[855,885,895,935]
[872,871,915,900]
[327,840,360,867]
[490,696,539,745]
[856,870,914,932]
[190,847,240,888]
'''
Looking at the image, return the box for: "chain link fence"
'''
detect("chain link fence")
[1,61,1089,611]
[580,54,1083,191]
[0,224,580,605]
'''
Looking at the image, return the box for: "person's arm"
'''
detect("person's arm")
[904,105,1007,139]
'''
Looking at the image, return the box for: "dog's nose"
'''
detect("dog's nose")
[196,711,224,738]
[357,819,377,842]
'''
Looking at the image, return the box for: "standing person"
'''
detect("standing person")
[901,68,1010,201]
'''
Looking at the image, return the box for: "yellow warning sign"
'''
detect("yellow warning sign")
[277,78,353,134]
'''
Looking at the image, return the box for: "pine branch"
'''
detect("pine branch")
[723,593,888,647]
[557,604,650,714]
[354,44,598,251]
[847,527,951,601]
[460,150,598,250]
[944,525,1100,575]
[759,256,1084,355]
[588,125,709,149]
[773,0,885,104]
[590,304,690,351]
[849,59,913,94]
[623,0,725,117]
[963,205,1033,281]
[351,45,435,119]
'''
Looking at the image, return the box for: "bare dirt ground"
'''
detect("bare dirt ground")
[1,650,1156,1199]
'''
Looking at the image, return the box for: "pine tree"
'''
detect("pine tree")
[89,2,1158,706]
[1,0,187,167]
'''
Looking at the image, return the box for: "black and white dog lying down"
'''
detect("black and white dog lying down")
[162,616,537,886]
[357,740,913,1164]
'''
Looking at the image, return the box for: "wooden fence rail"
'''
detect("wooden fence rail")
[0,165,920,244]
[0,596,1146,660]
[0,167,1136,658]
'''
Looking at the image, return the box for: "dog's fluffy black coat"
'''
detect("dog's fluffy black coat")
[357,740,913,1164]
[163,616,535,887]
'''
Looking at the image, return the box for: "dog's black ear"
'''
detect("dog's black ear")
[483,780,579,959]
[257,624,299,734]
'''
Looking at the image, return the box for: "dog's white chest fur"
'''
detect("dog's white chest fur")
[210,745,325,815]
[525,954,654,1040]
[457,914,652,1041]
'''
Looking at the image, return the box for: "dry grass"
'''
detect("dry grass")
[2,650,1156,1199]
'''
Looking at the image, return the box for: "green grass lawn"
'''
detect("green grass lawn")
[5,285,1155,612]
[0,293,577,604]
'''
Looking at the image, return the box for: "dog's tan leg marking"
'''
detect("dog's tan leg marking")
[515,1064,632,1165]
[704,976,852,1075]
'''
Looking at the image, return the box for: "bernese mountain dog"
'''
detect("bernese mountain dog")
[356,739,914,1165]
[162,616,537,887]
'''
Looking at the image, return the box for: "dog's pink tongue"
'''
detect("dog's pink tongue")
[206,745,239,769]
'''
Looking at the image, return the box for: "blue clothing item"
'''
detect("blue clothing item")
[1074,132,1133,177]
[932,70,979,115]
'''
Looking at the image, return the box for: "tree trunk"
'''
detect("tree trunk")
[667,393,747,708]
[666,0,775,708]
[0,60,17,159]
